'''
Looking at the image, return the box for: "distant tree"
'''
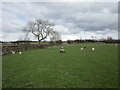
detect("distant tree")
[74,39,80,43]
[56,40,63,44]
[106,37,114,43]
[67,40,73,44]
[23,19,55,46]
[107,37,113,41]
[43,40,47,43]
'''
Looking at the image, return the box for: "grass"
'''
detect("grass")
[2,43,118,88]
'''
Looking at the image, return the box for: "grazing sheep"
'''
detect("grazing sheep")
[59,47,66,53]
[60,48,65,53]
[60,49,65,53]
[80,48,84,50]
[92,48,95,51]
[19,52,22,54]
[11,51,15,54]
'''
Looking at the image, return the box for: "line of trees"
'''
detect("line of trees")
[66,38,120,44]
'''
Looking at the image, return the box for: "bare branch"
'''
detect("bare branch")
[23,19,56,45]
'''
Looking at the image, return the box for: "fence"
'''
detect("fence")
[1,44,49,56]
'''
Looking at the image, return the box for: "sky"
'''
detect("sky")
[1,1,119,41]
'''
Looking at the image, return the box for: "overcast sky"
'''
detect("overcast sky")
[1,2,118,41]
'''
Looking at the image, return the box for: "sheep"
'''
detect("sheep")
[19,52,22,55]
[59,47,66,53]
[92,48,95,51]
[60,49,65,53]
[11,51,15,54]
[80,48,84,51]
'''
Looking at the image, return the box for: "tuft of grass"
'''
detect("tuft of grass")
[2,43,118,88]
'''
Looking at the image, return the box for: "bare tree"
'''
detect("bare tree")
[107,37,113,41]
[23,19,55,46]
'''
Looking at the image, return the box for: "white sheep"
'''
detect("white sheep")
[80,48,84,51]
[19,52,22,54]
[92,48,95,51]
[60,49,65,53]
[11,51,15,54]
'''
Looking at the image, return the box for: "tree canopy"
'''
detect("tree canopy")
[23,19,59,45]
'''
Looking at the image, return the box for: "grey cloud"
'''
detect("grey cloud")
[38,2,118,33]
[2,2,118,41]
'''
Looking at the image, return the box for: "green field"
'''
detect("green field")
[2,43,118,88]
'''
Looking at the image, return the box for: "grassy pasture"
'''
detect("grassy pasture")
[2,43,118,88]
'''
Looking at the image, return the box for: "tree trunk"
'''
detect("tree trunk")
[38,40,41,47]
[38,37,41,47]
